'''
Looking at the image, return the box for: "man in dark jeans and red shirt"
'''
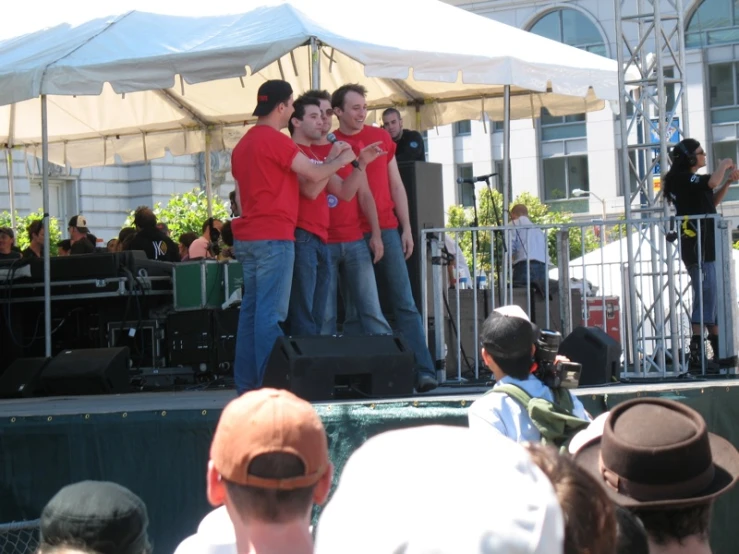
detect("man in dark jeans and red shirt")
[230,80,357,394]
[331,84,438,392]
[287,94,385,335]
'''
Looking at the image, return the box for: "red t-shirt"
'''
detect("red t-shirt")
[293,143,330,243]
[320,144,361,244]
[230,125,300,241]
[333,126,398,233]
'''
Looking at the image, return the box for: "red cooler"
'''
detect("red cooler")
[583,296,621,344]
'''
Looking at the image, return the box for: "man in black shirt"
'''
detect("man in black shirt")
[68,215,96,255]
[664,138,739,368]
[22,220,44,259]
[381,108,426,163]
[126,206,180,262]
[0,227,20,260]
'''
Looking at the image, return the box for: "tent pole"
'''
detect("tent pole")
[41,95,51,358]
[501,85,511,305]
[6,103,16,228]
[205,132,213,218]
[310,37,320,89]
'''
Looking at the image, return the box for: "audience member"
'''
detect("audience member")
[614,507,649,554]
[37,480,151,554]
[314,425,564,554]
[67,215,95,255]
[189,218,223,259]
[106,238,118,252]
[525,443,617,554]
[23,220,44,259]
[118,227,136,251]
[574,398,739,554]
[205,388,332,554]
[0,226,20,260]
[57,239,71,256]
[156,221,170,236]
[178,232,199,262]
[127,206,180,262]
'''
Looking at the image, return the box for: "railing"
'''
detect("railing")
[420,214,739,384]
[0,519,40,554]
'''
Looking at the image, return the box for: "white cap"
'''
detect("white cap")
[173,506,236,554]
[494,304,531,321]
[568,411,610,456]
[314,425,564,554]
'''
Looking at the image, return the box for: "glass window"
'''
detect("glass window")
[422,130,429,161]
[453,120,472,136]
[530,8,606,54]
[709,63,734,107]
[457,164,475,207]
[713,140,737,165]
[687,0,739,48]
[543,156,590,200]
[540,108,587,141]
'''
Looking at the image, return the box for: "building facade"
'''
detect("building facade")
[1,0,738,237]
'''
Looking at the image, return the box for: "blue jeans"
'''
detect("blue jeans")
[687,261,717,326]
[288,228,331,335]
[345,229,435,376]
[322,239,391,335]
[233,239,294,394]
[513,260,547,290]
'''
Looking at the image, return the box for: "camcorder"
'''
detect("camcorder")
[534,329,582,389]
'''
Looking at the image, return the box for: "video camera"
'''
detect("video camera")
[534,329,582,389]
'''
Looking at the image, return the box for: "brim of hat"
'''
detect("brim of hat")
[575,432,739,509]
[252,104,272,117]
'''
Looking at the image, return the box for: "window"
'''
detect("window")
[686,0,739,48]
[422,130,429,161]
[529,9,606,56]
[453,120,472,136]
[540,109,587,141]
[543,156,589,200]
[708,62,739,123]
[492,121,505,133]
[457,164,475,207]
[617,149,640,196]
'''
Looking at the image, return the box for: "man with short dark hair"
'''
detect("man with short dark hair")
[573,398,739,554]
[0,227,20,260]
[127,206,180,262]
[230,79,357,394]
[468,305,589,443]
[332,83,437,392]
[23,220,44,258]
[381,107,425,163]
[67,215,95,255]
[206,388,333,554]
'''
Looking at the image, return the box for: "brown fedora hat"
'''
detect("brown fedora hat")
[574,397,739,509]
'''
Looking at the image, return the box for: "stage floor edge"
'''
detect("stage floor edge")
[1,380,739,554]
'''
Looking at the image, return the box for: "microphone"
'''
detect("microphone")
[456,173,497,185]
[326,133,359,168]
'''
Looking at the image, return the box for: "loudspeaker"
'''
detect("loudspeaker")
[558,327,621,386]
[263,334,415,400]
[41,347,131,395]
[0,357,51,398]
[393,161,445,315]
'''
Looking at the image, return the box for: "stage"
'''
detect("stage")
[2,380,739,554]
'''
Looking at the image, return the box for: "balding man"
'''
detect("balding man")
[509,204,548,291]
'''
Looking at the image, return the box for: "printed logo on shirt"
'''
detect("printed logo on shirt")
[410,141,418,148]
[691,174,700,183]
[327,194,339,208]
[152,241,168,258]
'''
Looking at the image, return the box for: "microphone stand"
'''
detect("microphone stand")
[483,177,506,307]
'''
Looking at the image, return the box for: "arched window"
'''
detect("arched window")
[686,0,739,48]
[528,9,606,202]
[529,9,607,56]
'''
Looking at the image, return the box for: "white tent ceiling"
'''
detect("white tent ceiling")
[0,0,624,167]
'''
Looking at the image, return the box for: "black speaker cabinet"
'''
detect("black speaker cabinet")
[263,334,415,401]
[558,326,622,386]
[0,357,51,398]
[41,347,131,396]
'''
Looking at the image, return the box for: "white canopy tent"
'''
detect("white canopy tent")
[0,0,625,356]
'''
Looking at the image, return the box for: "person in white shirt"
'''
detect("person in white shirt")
[510,204,548,291]
[468,305,590,443]
[443,234,471,289]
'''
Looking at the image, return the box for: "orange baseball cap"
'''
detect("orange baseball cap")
[210,388,329,490]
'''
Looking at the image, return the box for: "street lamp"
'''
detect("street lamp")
[572,188,607,221]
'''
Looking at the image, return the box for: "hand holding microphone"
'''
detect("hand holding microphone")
[327,133,359,168]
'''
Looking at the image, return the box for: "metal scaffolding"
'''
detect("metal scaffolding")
[615,0,689,376]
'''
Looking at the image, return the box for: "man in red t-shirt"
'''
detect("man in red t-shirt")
[287,95,384,336]
[331,84,437,393]
[230,80,356,394]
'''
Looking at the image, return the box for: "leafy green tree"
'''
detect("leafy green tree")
[123,190,230,238]
[0,209,62,255]
[446,190,600,277]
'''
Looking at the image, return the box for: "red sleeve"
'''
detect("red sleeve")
[269,131,300,169]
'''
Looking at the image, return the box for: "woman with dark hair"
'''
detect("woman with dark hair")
[663,138,739,369]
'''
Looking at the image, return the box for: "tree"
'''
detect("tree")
[122,190,230,238]
[446,190,600,278]
[0,209,63,255]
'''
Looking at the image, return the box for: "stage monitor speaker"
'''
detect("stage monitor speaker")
[263,334,415,401]
[392,161,445,315]
[0,357,51,398]
[41,347,131,396]
[558,326,621,386]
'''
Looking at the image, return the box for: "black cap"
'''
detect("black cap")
[68,215,88,229]
[480,305,536,373]
[0,226,13,239]
[40,481,150,554]
[253,80,293,116]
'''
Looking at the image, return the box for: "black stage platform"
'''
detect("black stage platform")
[1,380,739,554]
